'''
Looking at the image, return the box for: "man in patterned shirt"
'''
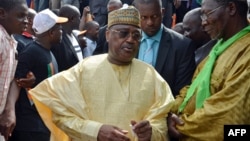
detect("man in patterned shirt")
[0,0,29,140]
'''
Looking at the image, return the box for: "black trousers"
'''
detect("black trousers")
[9,130,50,141]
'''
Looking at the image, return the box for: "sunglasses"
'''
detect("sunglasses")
[109,29,142,41]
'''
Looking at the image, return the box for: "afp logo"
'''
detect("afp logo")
[224,125,250,141]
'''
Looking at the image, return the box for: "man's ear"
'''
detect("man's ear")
[227,2,237,16]
[0,8,6,19]
[48,28,55,38]
[49,24,59,37]
[28,17,33,25]
[161,8,165,18]
[105,29,110,43]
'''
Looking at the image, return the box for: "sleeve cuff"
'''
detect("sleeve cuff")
[81,120,103,141]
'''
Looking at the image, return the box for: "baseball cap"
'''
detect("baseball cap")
[32,9,68,34]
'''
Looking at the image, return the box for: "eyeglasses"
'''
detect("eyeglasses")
[200,5,224,21]
[109,29,142,41]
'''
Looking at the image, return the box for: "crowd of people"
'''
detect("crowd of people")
[0,0,250,141]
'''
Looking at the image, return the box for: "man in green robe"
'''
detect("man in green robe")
[168,0,250,140]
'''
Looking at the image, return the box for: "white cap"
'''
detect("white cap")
[32,9,68,34]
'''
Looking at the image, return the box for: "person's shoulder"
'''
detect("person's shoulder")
[133,58,156,70]
[14,34,33,45]
[22,41,46,53]
[76,54,108,72]
[100,25,107,30]
[82,54,108,65]
[133,59,167,81]
[0,25,10,41]
[25,41,38,48]
[162,26,191,41]
[0,24,7,35]
[13,34,24,44]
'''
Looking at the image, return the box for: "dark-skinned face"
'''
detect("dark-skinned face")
[106,24,141,65]
[135,2,163,37]
[201,0,228,40]
[1,3,28,35]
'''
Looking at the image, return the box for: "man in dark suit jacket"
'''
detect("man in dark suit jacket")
[51,5,83,72]
[134,0,196,96]
[93,25,109,55]
[162,0,174,28]
[89,0,109,27]
[51,31,80,72]
[182,8,216,65]
[121,0,133,4]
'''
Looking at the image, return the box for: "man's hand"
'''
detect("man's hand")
[16,71,35,88]
[97,124,130,141]
[0,108,16,140]
[130,120,152,141]
[167,113,184,139]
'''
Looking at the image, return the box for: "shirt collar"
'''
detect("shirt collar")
[0,24,13,40]
[141,24,163,42]
[0,24,17,45]
[22,31,34,38]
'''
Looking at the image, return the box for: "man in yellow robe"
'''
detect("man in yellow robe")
[29,5,175,141]
[168,0,250,141]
